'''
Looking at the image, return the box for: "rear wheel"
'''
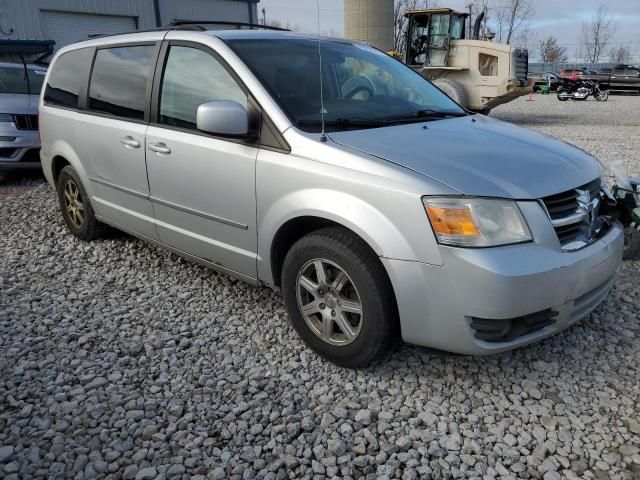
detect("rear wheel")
[557,88,570,101]
[281,227,399,367]
[56,165,105,241]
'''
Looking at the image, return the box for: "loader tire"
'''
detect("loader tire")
[433,78,469,109]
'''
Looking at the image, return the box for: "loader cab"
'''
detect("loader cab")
[405,9,467,67]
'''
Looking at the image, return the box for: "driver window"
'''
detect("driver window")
[160,46,247,129]
[429,14,450,47]
[450,15,464,40]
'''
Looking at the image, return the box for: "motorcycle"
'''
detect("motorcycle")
[607,162,640,261]
[557,79,609,102]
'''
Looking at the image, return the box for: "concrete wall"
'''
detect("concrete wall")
[344,0,394,52]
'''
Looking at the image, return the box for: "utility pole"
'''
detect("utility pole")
[466,2,473,39]
[262,8,266,26]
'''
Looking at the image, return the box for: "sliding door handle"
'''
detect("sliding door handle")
[148,142,171,154]
[120,136,141,148]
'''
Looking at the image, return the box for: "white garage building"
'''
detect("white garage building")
[0,0,259,53]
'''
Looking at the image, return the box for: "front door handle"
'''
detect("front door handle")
[120,136,141,148]
[148,142,171,154]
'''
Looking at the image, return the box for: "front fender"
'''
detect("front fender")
[257,188,442,284]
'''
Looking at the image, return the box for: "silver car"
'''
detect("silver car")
[0,62,46,172]
[39,29,623,367]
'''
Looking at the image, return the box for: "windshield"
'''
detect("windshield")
[0,66,47,95]
[227,38,466,132]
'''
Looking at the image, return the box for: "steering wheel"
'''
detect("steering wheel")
[344,84,374,100]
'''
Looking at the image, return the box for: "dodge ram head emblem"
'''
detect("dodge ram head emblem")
[576,188,600,237]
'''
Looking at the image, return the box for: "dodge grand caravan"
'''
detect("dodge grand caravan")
[39,28,624,367]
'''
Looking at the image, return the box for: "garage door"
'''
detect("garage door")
[40,10,138,52]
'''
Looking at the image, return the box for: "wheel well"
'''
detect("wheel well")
[270,216,337,286]
[51,156,70,184]
[270,216,391,288]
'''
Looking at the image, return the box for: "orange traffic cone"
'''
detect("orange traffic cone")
[527,92,533,101]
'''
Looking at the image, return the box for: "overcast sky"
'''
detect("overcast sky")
[257,0,640,63]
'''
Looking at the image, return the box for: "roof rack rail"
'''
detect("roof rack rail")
[85,21,289,42]
[86,24,207,40]
[169,20,290,32]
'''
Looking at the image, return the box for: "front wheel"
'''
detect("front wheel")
[595,90,609,101]
[281,227,399,367]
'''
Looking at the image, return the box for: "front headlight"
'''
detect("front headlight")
[423,197,532,247]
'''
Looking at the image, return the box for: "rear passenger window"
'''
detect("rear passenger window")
[88,45,155,120]
[159,46,247,129]
[44,48,93,108]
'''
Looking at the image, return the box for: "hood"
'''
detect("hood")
[0,94,40,115]
[329,115,602,199]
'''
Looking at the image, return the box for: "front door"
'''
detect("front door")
[145,43,258,278]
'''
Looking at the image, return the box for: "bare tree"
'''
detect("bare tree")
[513,24,537,52]
[609,44,632,64]
[580,6,616,63]
[537,35,568,63]
[492,0,534,45]
[393,0,439,54]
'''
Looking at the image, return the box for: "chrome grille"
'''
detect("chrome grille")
[541,178,602,250]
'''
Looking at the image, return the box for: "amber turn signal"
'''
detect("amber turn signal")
[426,205,480,237]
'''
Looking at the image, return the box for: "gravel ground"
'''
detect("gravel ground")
[1,94,639,480]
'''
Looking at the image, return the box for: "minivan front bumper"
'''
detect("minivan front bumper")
[384,219,624,355]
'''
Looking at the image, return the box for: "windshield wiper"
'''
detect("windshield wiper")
[297,118,388,129]
[296,111,466,130]
[382,109,468,124]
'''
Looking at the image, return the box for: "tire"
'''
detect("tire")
[557,88,570,101]
[56,165,105,241]
[596,90,609,102]
[433,78,469,109]
[281,227,399,368]
[623,225,640,261]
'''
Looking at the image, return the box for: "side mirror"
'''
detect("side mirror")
[196,100,251,137]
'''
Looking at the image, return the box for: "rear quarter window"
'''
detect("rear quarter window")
[44,48,93,108]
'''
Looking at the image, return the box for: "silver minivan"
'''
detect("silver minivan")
[39,28,624,367]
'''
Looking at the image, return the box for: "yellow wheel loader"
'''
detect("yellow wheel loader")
[400,8,533,113]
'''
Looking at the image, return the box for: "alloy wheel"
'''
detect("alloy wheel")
[295,258,363,346]
[63,179,85,228]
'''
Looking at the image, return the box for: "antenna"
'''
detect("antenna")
[316,0,327,142]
